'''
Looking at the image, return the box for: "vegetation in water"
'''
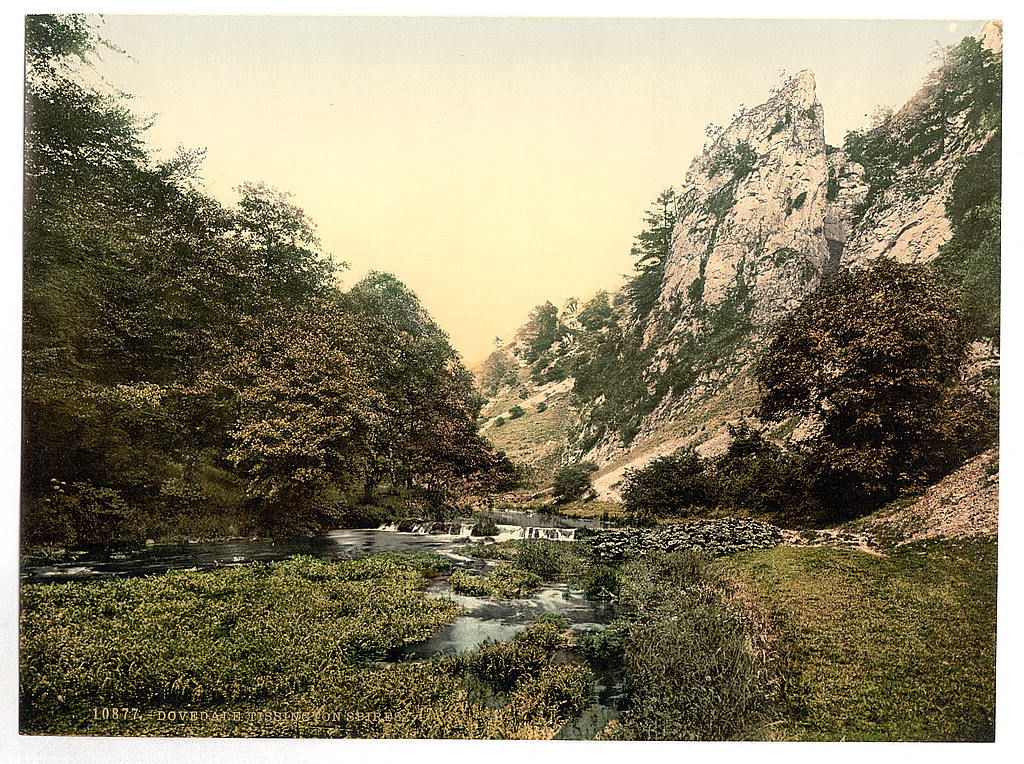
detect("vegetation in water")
[20,555,595,738]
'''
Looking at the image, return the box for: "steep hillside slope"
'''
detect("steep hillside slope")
[479,22,1002,498]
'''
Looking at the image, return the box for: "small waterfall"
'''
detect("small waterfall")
[376,522,576,542]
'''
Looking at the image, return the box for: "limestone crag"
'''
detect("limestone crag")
[841,20,1002,269]
[656,70,861,335]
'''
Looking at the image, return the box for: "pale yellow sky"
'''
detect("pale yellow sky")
[83,15,984,364]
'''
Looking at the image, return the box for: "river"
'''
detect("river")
[21,510,625,737]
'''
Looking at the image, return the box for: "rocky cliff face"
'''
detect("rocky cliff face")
[481,23,1001,496]
[842,20,1002,269]
[656,70,863,333]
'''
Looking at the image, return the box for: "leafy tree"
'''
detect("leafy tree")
[516,302,561,363]
[577,291,613,330]
[478,349,518,395]
[933,132,1001,344]
[552,463,597,504]
[757,261,996,511]
[620,448,714,517]
[210,302,382,527]
[341,271,462,503]
[710,423,817,520]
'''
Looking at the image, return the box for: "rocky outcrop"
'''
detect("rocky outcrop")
[841,20,1002,269]
[657,70,861,334]
[482,23,1001,488]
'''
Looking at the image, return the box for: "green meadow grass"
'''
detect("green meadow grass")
[718,537,997,741]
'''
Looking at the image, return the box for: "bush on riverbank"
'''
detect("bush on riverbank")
[449,566,543,598]
[459,539,601,594]
[598,552,772,741]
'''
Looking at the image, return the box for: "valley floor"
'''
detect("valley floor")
[19,525,997,740]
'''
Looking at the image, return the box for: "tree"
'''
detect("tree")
[210,302,382,527]
[757,261,996,510]
[516,302,561,363]
[478,349,518,395]
[620,449,713,517]
[577,291,613,330]
[710,423,817,520]
[552,463,597,504]
[934,132,1001,344]
[626,189,677,317]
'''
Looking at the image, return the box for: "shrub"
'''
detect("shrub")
[508,405,525,420]
[504,665,593,723]
[606,552,769,741]
[514,615,568,650]
[620,448,714,517]
[467,640,548,691]
[25,480,144,547]
[493,417,506,428]
[710,422,820,522]
[449,566,543,598]
[552,463,597,504]
[470,517,500,537]
[583,565,620,599]
[575,620,629,667]
[535,400,548,413]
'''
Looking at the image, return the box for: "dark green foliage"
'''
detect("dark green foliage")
[712,423,819,521]
[575,621,629,667]
[933,132,1001,344]
[825,169,840,201]
[844,36,1001,223]
[704,184,737,220]
[577,291,613,330]
[707,141,758,181]
[606,553,769,740]
[686,276,705,303]
[535,400,548,413]
[582,565,620,599]
[784,191,807,215]
[768,112,792,138]
[625,189,677,318]
[757,261,996,513]
[471,517,500,537]
[552,463,597,504]
[493,417,506,428]
[24,480,144,547]
[620,448,713,517]
[22,14,507,545]
[508,405,525,420]
[516,302,562,363]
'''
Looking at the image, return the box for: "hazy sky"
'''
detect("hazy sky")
[84,15,985,364]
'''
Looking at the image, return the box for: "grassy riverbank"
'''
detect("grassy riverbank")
[20,553,592,738]
[718,537,997,741]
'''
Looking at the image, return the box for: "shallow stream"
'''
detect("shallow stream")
[21,510,625,737]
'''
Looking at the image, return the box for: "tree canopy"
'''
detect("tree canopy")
[22,14,512,543]
[757,261,995,509]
